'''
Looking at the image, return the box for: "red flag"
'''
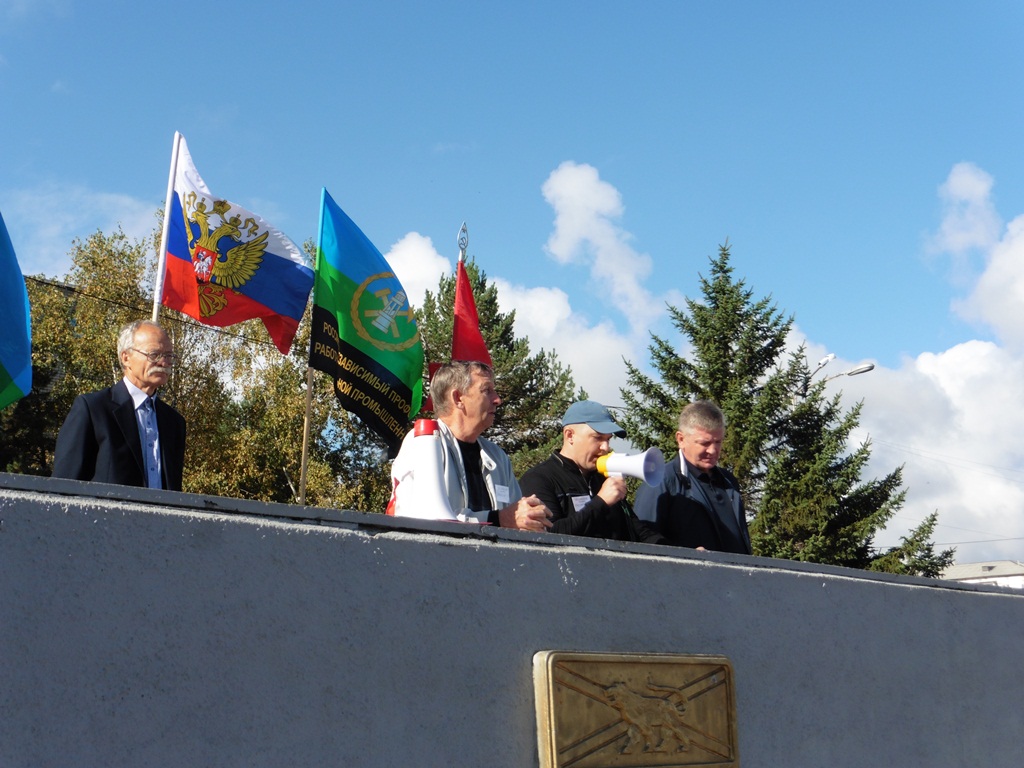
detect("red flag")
[423,257,491,413]
[452,259,491,365]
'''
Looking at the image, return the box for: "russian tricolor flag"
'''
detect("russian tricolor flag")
[157,133,313,354]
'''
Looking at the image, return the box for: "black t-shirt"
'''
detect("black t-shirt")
[457,439,493,513]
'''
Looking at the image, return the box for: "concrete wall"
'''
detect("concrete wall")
[2,471,1022,767]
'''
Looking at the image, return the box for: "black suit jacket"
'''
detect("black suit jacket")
[634,454,752,555]
[52,379,186,491]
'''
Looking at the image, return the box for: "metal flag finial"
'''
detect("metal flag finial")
[458,222,468,263]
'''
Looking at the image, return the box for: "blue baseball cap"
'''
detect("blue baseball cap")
[561,400,626,437]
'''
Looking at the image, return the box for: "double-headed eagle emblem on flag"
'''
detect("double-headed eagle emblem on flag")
[181,191,267,317]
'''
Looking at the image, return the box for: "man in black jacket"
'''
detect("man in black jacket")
[520,400,665,544]
[53,319,186,491]
[634,400,751,554]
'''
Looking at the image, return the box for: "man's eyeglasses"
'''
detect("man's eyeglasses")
[129,348,179,364]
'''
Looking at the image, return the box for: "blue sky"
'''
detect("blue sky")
[4,0,1024,564]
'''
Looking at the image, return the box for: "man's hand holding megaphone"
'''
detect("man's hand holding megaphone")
[596,447,666,487]
[595,474,629,507]
[518,400,668,546]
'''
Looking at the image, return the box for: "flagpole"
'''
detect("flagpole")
[152,131,182,322]
[458,221,468,264]
[297,188,329,506]
[297,364,314,506]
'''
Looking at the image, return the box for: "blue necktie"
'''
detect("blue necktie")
[139,398,162,489]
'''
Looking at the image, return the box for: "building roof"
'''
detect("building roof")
[942,560,1024,582]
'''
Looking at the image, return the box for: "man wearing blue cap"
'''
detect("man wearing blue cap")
[520,400,666,544]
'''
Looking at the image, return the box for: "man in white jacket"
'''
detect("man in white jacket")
[389,360,552,530]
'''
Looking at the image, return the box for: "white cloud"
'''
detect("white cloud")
[380,225,644,411]
[4,183,157,277]
[492,278,636,407]
[847,164,1024,564]
[766,161,1024,567]
[0,0,70,23]
[490,161,703,413]
[383,232,450,311]
[543,161,624,263]
[541,161,666,336]
[855,340,1024,563]
[928,162,1001,259]
[954,212,1024,351]
[382,164,674,413]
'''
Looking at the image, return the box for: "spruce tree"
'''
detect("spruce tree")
[620,243,795,505]
[620,243,954,574]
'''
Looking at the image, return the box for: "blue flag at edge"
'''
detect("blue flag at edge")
[0,210,32,409]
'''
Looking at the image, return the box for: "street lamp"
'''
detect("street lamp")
[810,353,835,379]
[801,354,874,397]
[821,363,875,384]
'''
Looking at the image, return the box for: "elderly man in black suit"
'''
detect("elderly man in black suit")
[53,319,186,491]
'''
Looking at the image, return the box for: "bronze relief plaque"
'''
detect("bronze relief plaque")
[533,651,738,768]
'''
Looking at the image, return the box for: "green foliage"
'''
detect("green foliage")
[155,246,393,512]
[753,374,904,568]
[621,243,954,575]
[620,244,795,504]
[4,225,573,515]
[868,512,954,577]
[1,228,151,474]
[4,220,955,575]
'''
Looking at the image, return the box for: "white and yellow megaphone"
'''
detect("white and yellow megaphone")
[596,447,665,486]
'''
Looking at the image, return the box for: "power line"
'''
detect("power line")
[27,275,279,349]
[935,537,1024,546]
[856,431,1024,485]
[884,510,1024,548]
[853,432,1024,549]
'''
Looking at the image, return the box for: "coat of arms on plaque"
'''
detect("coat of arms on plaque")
[534,651,738,767]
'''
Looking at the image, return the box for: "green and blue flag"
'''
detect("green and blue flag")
[308,189,423,454]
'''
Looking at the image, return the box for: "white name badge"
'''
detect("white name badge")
[571,495,590,512]
[494,484,511,505]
